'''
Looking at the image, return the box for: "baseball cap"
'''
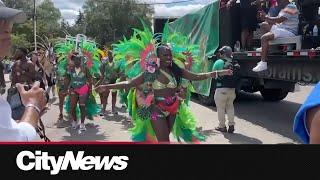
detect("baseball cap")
[287,3,297,9]
[219,46,233,55]
[0,0,27,23]
[284,3,298,14]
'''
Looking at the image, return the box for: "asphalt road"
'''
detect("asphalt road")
[4,74,313,143]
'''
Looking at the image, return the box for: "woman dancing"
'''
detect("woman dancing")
[96,44,232,142]
[97,50,120,115]
[56,57,70,120]
[62,53,92,131]
[55,34,101,125]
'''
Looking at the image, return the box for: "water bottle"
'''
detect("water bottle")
[234,41,240,52]
[313,25,318,36]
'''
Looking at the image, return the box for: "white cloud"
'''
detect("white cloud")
[152,0,213,18]
[52,0,84,10]
[52,0,84,24]
[51,0,214,24]
[60,9,79,24]
[154,4,207,18]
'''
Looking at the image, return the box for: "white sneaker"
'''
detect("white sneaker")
[252,61,268,72]
[72,121,78,129]
[79,123,86,131]
[256,47,262,52]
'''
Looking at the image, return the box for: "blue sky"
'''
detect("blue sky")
[51,0,213,24]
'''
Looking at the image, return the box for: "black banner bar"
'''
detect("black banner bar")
[0,144,318,179]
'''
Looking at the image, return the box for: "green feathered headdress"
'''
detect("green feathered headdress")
[160,23,202,73]
[112,21,158,79]
[54,34,102,77]
[112,21,202,79]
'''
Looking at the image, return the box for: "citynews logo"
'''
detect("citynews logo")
[16,151,129,175]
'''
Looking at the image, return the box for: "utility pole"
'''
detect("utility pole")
[84,21,87,34]
[33,0,37,51]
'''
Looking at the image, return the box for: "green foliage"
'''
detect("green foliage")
[2,0,34,17]
[5,0,154,49]
[11,34,31,49]
[5,0,61,46]
[83,0,154,46]
[35,0,62,38]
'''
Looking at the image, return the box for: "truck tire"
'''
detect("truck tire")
[260,89,288,101]
[198,83,216,106]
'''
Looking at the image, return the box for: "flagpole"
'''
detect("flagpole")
[33,0,37,52]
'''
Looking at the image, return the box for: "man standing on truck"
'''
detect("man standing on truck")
[213,46,240,133]
[252,2,299,72]
[227,0,259,51]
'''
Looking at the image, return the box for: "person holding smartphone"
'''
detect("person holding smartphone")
[0,0,48,141]
[227,0,259,51]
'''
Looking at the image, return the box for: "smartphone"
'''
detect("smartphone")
[9,85,49,109]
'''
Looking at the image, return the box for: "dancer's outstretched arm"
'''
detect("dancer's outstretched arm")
[95,73,144,93]
[181,68,232,81]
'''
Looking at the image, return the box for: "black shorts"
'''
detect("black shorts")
[240,6,258,31]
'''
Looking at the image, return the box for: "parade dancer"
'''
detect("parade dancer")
[96,23,233,142]
[37,37,57,97]
[31,51,46,90]
[55,34,101,129]
[55,55,69,121]
[57,69,67,120]
[97,50,120,116]
[62,53,92,131]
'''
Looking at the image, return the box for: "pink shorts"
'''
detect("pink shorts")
[73,84,89,96]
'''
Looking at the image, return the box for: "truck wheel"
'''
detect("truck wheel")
[198,83,216,106]
[260,89,288,101]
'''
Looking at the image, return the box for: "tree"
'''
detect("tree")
[2,0,34,17]
[36,0,62,38]
[72,10,86,35]
[75,10,85,26]
[11,34,31,49]
[83,0,154,46]
[61,19,68,29]
[4,0,62,48]
[3,0,34,43]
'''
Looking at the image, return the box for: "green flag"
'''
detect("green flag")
[168,0,220,96]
